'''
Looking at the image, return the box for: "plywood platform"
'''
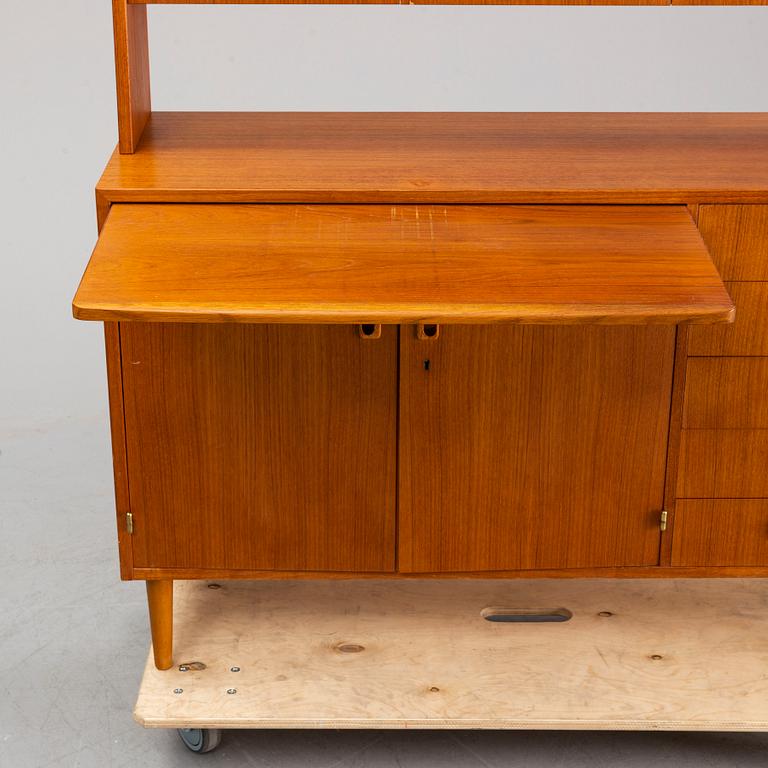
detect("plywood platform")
[134,579,768,731]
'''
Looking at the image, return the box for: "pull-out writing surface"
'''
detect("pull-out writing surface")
[73,204,733,325]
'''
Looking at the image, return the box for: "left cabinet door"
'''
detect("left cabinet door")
[119,323,397,573]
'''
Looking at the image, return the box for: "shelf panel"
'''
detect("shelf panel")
[134,578,768,730]
[128,1,767,5]
[73,203,733,324]
[98,113,768,205]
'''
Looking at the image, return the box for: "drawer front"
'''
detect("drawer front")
[672,206,768,570]
[698,205,768,280]
[677,429,768,498]
[672,499,768,567]
[683,358,768,429]
[688,282,768,356]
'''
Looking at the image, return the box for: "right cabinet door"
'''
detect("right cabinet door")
[399,325,675,573]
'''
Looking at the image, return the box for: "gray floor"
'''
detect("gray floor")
[2,417,767,768]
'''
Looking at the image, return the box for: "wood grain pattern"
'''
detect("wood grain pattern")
[112,0,151,153]
[96,113,768,205]
[104,322,134,580]
[697,205,768,280]
[677,429,768,498]
[683,358,768,429]
[688,282,768,356]
[130,564,768,580]
[73,204,733,325]
[146,579,173,670]
[96,191,112,233]
[399,326,674,573]
[134,579,768,730]
[675,0,768,5]
[672,501,768,567]
[659,327,686,567]
[660,200,705,564]
[120,323,397,572]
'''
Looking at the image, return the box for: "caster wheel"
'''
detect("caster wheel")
[178,728,223,753]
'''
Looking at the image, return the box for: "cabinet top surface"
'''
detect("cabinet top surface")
[97,113,768,205]
[73,203,733,324]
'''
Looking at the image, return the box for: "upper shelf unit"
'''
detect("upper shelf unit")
[127,1,767,5]
[97,112,768,209]
[112,1,768,154]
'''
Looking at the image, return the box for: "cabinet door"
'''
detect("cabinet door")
[121,323,397,572]
[399,326,674,573]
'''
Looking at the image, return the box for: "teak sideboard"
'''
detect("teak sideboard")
[73,0,768,744]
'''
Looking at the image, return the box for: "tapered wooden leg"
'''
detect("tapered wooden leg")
[146,579,173,670]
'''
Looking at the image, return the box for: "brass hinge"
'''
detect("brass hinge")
[660,510,668,532]
[126,511,134,534]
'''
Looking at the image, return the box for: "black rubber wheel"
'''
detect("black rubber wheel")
[177,728,223,753]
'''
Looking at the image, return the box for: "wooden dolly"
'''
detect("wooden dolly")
[74,0,768,754]
[135,579,768,753]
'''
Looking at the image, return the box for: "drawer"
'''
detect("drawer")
[677,429,768,498]
[698,205,768,280]
[688,282,768,356]
[683,358,768,429]
[672,499,768,567]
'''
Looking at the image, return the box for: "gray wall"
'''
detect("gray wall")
[2,2,768,432]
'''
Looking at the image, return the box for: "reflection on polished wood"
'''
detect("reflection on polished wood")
[99,113,768,203]
[73,203,733,325]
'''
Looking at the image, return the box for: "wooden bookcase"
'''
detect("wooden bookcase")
[74,0,768,750]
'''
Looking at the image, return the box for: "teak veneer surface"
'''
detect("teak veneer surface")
[399,325,674,572]
[672,501,768,567]
[113,0,151,154]
[73,204,733,324]
[697,205,768,280]
[97,113,768,203]
[677,429,768,498]
[688,282,768,356]
[121,323,397,572]
[104,323,133,579]
[683,358,768,429]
